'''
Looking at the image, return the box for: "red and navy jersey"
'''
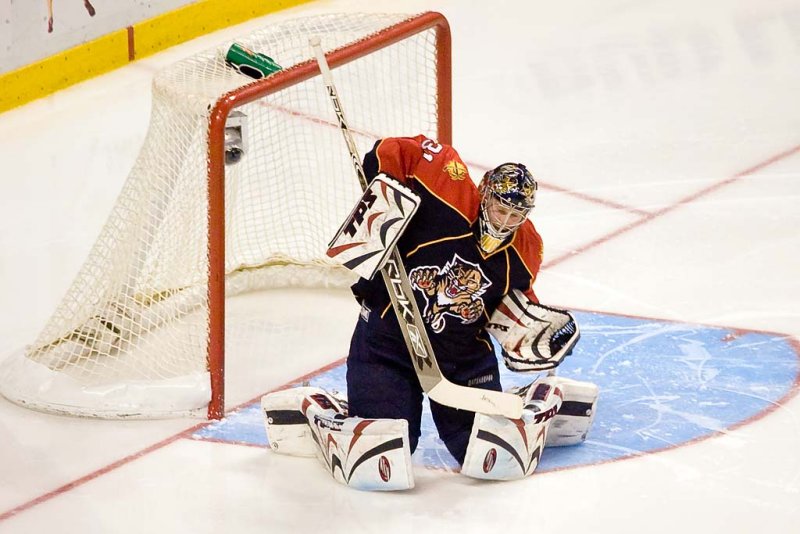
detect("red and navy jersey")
[353,135,544,361]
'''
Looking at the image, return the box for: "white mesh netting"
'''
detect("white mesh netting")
[0,12,444,418]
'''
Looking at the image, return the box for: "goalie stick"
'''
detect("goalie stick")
[310,37,523,419]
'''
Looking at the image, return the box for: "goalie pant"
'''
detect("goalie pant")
[348,299,502,464]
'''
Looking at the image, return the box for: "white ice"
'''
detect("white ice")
[1,0,799,532]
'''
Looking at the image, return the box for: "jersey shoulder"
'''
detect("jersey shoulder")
[509,220,544,281]
[375,135,479,222]
[374,136,425,182]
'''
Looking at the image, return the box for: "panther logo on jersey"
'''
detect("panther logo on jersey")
[409,254,492,333]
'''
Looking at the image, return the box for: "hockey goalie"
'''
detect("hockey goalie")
[261,135,599,490]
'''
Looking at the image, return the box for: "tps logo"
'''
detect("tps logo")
[343,188,378,237]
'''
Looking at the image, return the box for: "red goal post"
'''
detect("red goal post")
[206,12,452,418]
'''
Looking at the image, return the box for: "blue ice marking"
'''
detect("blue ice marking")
[192,311,799,472]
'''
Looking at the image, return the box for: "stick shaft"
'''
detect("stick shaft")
[310,39,522,418]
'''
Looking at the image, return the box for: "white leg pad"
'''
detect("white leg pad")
[545,377,599,447]
[263,386,414,491]
[461,377,564,481]
[261,386,322,457]
[303,389,414,491]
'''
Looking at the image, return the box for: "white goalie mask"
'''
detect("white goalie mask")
[477,163,537,253]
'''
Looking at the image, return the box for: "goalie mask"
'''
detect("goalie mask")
[477,163,537,253]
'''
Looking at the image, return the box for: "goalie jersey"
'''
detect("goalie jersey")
[352,135,544,365]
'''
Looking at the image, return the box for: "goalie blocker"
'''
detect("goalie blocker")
[486,289,580,372]
[327,173,420,280]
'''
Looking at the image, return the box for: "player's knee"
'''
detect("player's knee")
[408,433,419,455]
[347,373,424,455]
[460,410,547,481]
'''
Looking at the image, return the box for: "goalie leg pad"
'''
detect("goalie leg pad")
[262,386,325,457]
[545,377,599,447]
[461,377,564,481]
[303,390,414,491]
[304,388,414,491]
[263,387,414,490]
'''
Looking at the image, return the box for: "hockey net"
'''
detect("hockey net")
[0,12,451,419]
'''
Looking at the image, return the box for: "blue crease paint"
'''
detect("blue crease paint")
[193,312,799,472]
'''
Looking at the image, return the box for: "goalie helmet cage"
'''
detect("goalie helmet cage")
[0,12,452,419]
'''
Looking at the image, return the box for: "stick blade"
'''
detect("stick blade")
[428,380,523,419]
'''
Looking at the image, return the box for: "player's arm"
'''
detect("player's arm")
[362,140,383,181]
[326,136,438,279]
[362,136,435,184]
[485,223,579,371]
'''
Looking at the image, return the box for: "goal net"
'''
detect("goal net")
[0,12,451,419]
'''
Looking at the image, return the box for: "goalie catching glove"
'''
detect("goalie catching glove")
[326,173,420,280]
[486,289,580,372]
